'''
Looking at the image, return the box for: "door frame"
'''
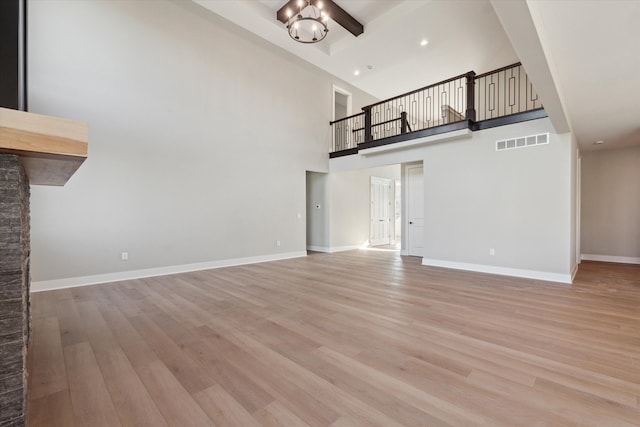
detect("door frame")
[576,149,581,265]
[394,179,401,244]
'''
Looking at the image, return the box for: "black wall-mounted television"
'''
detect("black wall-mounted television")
[0,0,27,111]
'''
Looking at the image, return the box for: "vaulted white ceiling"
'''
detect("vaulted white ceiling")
[192,0,640,151]
[192,0,518,99]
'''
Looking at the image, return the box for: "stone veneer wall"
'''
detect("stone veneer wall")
[0,153,30,426]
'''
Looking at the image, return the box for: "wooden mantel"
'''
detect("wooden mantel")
[0,107,88,186]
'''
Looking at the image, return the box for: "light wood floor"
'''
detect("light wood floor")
[26,251,640,426]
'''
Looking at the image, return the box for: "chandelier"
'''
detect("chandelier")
[285,0,329,44]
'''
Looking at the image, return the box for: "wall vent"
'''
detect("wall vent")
[496,132,548,151]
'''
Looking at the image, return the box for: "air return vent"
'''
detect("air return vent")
[496,133,548,151]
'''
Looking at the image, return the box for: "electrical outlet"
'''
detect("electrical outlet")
[276,240,281,247]
[121,252,129,261]
[489,248,495,256]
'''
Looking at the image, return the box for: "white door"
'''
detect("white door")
[370,177,391,246]
[406,165,424,256]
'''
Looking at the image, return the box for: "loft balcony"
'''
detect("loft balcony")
[329,63,547,158]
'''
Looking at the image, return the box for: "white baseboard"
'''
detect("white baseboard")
[306,245,330,253]
[329,244,363,253]
[421,258,572,284]
[31,251,308,292]
[581,254,640,265]
[306,244,363,253]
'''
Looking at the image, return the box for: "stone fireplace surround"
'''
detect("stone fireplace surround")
[0,153,30,426]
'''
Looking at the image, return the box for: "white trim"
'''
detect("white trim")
[31,251,307,292]
[359,129,471,156]
[400,249,409,256]
[581,254,640,265]
[306,244,365,253]
[575,150,581,265]
[421,258,572,284]
[328,244,363,253]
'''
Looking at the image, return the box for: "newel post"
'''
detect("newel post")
[465,71,476,122]
[362,106,372,142]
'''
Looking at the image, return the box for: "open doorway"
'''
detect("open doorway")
[368,163,422,254]
[305,171,329,253]
[310,163,425,255]
[333,85,352,121]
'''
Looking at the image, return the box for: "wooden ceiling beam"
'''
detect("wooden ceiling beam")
[276,0,364,38]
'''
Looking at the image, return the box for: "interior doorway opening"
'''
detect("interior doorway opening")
[367,162,423,255]
[306,162,424,256]
[305,171,329,253]
[332,85,352,121]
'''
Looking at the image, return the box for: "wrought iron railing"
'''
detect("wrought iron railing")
[365,72,471,141]
[330,112,365,152]
[330,62,544,155]
[475,63,541,121]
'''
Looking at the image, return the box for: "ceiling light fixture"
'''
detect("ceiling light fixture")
[285,0,329,44]
[354,70,360,76]
[594,140,605,145]
[420,39,429,46]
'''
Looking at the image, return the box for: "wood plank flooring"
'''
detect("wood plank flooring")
[26,251,640,426]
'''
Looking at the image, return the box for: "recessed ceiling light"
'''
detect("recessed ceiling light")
[354,70,360,76]
[594,140,605,145]
[420,39,429,47]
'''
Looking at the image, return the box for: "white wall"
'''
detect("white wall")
[330,118,575,282]
[421,120,572,281]
[27,0,377,286]
[328,165,401,250]
[581,146,640,263]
